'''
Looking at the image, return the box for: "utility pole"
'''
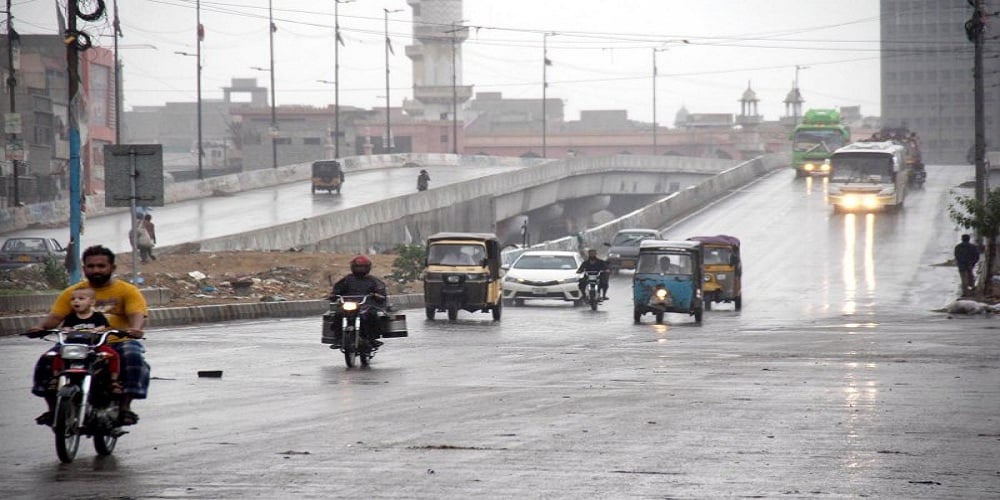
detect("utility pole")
[334,0,353,159]
[67,0,82,282]
[542,33,554,158]
[384,8,401,153]
[445,21,467,155]
[968,0,987,204]
[268,0,277,169]
[112,0,120,145]
[5,0,19,207]
[196,0,203,179]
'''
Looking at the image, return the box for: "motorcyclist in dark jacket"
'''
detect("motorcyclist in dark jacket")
[417,169,430,191]
[576,249,610,299]
[328,255,387,348]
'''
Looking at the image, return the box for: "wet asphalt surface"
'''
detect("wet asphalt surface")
[0,165,998,498]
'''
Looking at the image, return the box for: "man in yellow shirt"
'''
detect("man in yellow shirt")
[30,245,149,426]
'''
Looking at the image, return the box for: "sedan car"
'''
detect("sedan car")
[502,250,584,306]
[605,228,660,273]
[0,237,66,269]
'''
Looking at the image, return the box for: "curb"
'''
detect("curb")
[0,293,425,336]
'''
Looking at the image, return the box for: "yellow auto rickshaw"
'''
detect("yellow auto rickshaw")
[687,235,742,310]
[311,160,344,194]
[423,232,503,321]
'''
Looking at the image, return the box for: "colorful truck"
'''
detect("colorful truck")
[790,109,851,177]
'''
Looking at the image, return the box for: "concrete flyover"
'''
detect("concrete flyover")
[168,154,755,255]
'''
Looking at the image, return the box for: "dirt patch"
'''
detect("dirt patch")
[0,250,421,314]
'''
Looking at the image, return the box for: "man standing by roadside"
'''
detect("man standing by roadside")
[955,234,980,296]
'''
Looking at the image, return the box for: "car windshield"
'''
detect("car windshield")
[513,254,578,270]
[427,243,486,266]
[831,153,894,183]
[637,253,693,274]
[3,238,45,252]
[612,232,654,247]
[703,247,733,265]
[793,129,846,153]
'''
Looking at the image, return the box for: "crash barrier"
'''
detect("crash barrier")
[0,293,425,336]
[0,154,545,234]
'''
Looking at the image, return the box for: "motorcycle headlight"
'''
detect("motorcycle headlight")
[342,301,358,312]
[60,344,89,360]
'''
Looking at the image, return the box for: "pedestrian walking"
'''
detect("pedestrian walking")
[417,169,430,191]
[129,217,155,263]
[142,214,157,261]
[954,234,980,295]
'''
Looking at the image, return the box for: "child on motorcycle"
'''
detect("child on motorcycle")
[53,288,122,395]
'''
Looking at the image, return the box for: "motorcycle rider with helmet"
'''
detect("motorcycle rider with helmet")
[576,248,610,300]
[328,255,388,348]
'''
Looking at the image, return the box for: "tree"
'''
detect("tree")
[948,187,1000,296]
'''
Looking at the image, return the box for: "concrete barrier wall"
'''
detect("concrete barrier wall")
[0,153,544,234]
[0,287,173,314]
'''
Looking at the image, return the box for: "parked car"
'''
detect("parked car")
[0,237,67,269]
[502,250,584,306]
[604,228,660,273]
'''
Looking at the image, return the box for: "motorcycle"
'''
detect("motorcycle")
[322,295,408,368]
[584,271,603,311]
[23,329,133,463]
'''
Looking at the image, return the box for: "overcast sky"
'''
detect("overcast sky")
[12,0,884,124]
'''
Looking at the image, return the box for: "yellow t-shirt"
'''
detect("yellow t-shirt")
[52,279,148,343]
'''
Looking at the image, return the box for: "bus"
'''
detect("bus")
[826,141,908,213]
[790,109,851,177]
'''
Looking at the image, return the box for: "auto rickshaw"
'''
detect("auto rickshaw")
[423,232,503,321]
[311,160,344,194]
[687,235,742,311]
[632,240,703,324]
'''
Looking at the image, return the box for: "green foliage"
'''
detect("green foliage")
[42,255,69,290]
[949,187,1000,296]
[387,244,426,284]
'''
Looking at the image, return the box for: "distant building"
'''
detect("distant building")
[880,0,999,163]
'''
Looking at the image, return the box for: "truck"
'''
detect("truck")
[790,109,851,177]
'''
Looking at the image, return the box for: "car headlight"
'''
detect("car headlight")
[842,194,860,208]
[803,163,815,171]
[60,344,89,360]
[558,277,578,284]
[862,196,879,209]
[820,162,831,172]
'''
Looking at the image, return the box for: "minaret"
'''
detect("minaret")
[404,0,472,120]
[737,81,761,128]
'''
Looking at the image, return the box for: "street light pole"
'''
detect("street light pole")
[384,8,401,153]
[268,0,277,168]
[334,0,353,159]
[542,32,554,158]
[112,0,120,144]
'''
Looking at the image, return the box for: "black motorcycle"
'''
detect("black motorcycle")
[584,271,603,311]
[23,329,132,463]
[322,295,408,368]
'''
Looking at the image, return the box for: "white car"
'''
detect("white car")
[502,250,584,306]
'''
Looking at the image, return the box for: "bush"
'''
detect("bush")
[42,255,69,289]
[387,244,426,285]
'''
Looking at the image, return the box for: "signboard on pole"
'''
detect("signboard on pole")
[104,144,165,207]
[4,112,22,134]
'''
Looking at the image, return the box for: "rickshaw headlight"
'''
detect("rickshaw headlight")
[466,273,488,281]
[445,275,461,284]
[703,275,711,282]
[655,288,668,299]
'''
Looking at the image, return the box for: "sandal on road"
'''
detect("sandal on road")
[118,410,139,426]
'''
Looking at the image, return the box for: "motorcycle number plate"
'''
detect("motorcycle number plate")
[532,288,547,295]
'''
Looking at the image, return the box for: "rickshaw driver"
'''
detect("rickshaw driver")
[576,249,610,299]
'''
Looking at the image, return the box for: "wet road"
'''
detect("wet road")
[2,165,525,254]
[1,165,997,498]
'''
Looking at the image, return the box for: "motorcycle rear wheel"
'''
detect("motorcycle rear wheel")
[54,392,82,463]
[589,288,598,310]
